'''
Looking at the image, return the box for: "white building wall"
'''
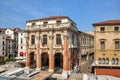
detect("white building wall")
[5,29,14,39]
[18,31,27,57]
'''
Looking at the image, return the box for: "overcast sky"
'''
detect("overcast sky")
[0,0,120,31]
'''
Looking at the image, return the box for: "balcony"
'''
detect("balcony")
[26,23,77,31]
[69,44,78,49]
[53,44,63,49]
[29,45,36,49]
[40,44,49,49]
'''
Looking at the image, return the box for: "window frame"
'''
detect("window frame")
[115,41,120,50]
[114,27,119,31]
[56,34,62,44]
[100,27,105,32]
[43,35,47,44]
[31,35,35,44]
[100,41,105,50]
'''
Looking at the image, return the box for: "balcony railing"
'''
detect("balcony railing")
[53,44,63,49]
[29,45,36,48]
[26,23,77,31]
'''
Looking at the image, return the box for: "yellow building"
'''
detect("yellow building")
[93,20,120,77]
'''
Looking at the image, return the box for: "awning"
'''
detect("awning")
[19,52,26,55]
[19,52,23,55]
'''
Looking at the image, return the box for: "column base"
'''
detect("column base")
[62,70,70,79]
[36,68,41,71]
[49,69,54,72]
[25,67,29,69]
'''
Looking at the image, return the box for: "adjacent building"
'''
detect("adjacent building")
[18,30,27,58]
[93,20,120,77]
[78,31,94,64]
[25,16,79,78]
[0,28,6,58]
[0,28,20,59]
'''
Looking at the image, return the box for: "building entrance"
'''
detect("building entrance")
[30,52,36,68]
[41,53,49,70]
[54,53,63,74]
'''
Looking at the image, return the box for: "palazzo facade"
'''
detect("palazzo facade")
[25,16,79,78]
[93,20,120,77]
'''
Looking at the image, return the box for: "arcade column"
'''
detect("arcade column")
[62,35,70,79]
[36,35,41,71]
[49,35,54,72]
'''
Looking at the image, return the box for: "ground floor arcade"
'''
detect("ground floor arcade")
[25,48,79,78]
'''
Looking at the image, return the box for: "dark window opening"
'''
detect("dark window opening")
[31,35,35,44]
[56,34,61,44]
[115,41,120,49]
[43,35,47,44]
[114,27,119,31]
[100,27,105,32]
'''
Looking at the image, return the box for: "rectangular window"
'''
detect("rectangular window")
[21,46,23,49]
[2,47,4,50]
[32,23,35,25]
[72,34,74,45]
[2,41,4,45]
[114,27,119,31]
[43,35,47,44]
[56,34,61,44]
[31,35,35,44]
[43,22,48,27]
[115,41,120,49]
[100,27,105,32]
[2,52,4,55]
[100,41,105,50]
[21,38,23,44]
[56,20,61,26]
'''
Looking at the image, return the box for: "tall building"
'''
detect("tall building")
[25,16,79,78]
[0,28,6,59]
[93,20,120,77]
[5,28,20,57]
[78,31,94,64]
[18,30,27,58]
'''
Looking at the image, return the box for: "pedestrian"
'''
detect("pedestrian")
[77,66,81,73]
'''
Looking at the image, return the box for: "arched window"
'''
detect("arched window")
[112,58,115,64]
[115,58,119,65]
[98,58,101,64]
[102,58,105,64]
[105,58,109,64]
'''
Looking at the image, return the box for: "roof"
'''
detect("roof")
[26,16,68,22]
[26,16,76,25]
[93,20,120,26]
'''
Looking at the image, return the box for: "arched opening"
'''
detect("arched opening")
[54,53,63,74]
[41,52,49,70]
[30,52,36,68]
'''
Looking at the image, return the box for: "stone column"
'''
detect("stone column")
[62,35,70,79]
[49,35,54,72]
[36,34,41,71]
[25,35,30,69]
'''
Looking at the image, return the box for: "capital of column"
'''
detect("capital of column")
[49,35,54,40]
[63,35,68,40]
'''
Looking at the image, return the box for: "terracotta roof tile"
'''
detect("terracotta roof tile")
[93,20,120,26]
[26,16,68,22]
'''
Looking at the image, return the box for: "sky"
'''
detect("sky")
[0,0,120,32]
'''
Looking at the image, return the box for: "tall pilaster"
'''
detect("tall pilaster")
[49,35,54,72]
[25,34,30,68]
[62,35,70,79]
[36,33,41,71]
